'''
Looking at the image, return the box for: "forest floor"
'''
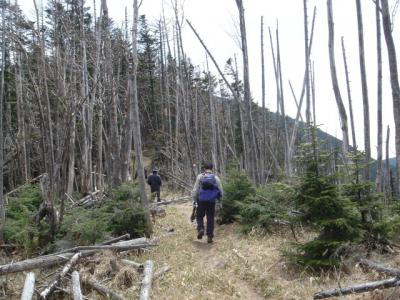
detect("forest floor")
[141,197,400,300]
[3,193,400,299]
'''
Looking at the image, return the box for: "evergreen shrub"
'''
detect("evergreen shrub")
[219,170,255,224]
[238,183,296,233]
[293,162,363,269]
[4,184,42,250]
[60,182,149,245]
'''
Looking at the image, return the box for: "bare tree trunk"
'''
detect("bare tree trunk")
[327,0,350,163]
[15,53,28,182]
[376,0,383,192]
[206,58,218,171]
[260,16,266,183]
[381,0,400,194]
[356,0,371,181]
[235,0,259,182]
[33,0,55,187]
[131,0,152,235]
[0,1,5,243]
[303,0,311,127]
[385,126,391,197]
[341,37,357,150]
[275,27,291,176]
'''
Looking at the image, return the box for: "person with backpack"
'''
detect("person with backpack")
[191,162,223,243]
[147,168,162,202]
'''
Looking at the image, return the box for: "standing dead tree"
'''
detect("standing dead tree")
[327,0,350,164]
[235,0,259,183]
[381,0,400,194]
[355,0,371,181]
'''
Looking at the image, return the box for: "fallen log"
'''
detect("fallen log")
[313,277,400,299]
[39,252,82,299]
[0,239,153,276]
[71,271,83,300]
[47,241,153,253]
[140,260,154,300]
[42,234,132,258]
[21,272,35,300]
[44,236,144,257]
[83,278,124,300]
[121,259,143,271]
[155,196,191,206]
[359,259,400,277]
[154,266,171,280]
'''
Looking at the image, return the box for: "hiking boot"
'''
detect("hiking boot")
[197,229,204,239]
[207,236,213,244]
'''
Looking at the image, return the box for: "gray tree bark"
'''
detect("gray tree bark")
[356,0,371,180]
[381,0,400,194]
[327,0,350,164]
[376,0,383,192]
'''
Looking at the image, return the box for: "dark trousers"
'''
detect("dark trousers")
[196,201,216,237]
[151,189,161,202]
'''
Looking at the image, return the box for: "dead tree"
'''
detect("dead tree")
[131,0,152,234]
[355,0,371,180]
[235,0,259,183]
[376,0,383,192]
[327,0,350,164]
[0,0,5,243]
[381,0,400,194]
[341,37,357,151]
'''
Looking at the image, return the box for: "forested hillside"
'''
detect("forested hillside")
[2,0,400,299]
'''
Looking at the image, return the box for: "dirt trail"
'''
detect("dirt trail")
[138,198,400,299]
[140,199,280,299]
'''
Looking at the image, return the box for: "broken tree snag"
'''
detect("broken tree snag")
[121,259,144,271]
[21,272,35,300]
[359,259,400,277]
[140,260,154,300]
[153,266,171,280]
[39,252,82,299]
[71,271,83,300]
[313,277,400,299]
[83,278,124,300]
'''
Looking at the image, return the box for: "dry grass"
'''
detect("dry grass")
[138,203,400,300]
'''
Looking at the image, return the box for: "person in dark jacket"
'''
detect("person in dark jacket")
[191,162,223,243]
[147,168,162,202]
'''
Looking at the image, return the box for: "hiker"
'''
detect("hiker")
[147,168,162,202]
[192,162,223,243]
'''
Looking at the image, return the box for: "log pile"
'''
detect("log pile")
[0,234,169,300]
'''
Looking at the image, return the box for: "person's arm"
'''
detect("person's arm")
[158,176,162,186]
[191,174,202,205]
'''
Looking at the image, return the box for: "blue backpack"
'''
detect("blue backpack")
[198,173,221,202]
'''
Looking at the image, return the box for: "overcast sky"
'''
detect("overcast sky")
[19,0,400,159]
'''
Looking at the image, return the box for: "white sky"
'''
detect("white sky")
[19,0,400,159]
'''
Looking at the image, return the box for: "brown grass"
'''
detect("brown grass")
[138,203,400,300]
